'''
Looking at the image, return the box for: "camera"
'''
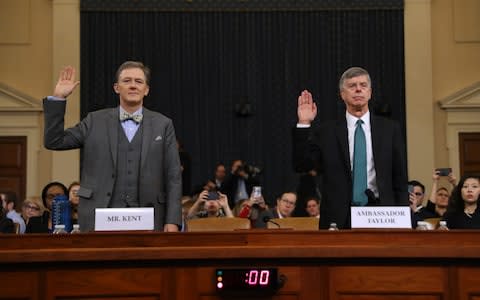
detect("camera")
[236,163,262,177]
[206,191,219,200]
[436,168,452,177]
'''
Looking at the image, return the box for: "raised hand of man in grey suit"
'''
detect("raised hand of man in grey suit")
[52,66,80,99]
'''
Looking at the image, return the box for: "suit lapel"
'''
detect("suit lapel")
[107,108,119,169]
[370,115,382,166]
[140,108,153,169]
[336,118,351,174]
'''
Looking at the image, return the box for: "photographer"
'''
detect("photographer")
[236,193,269,227]
[187,190,234,219]
[220,159,261,208]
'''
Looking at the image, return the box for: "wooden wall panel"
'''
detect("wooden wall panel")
[45,267,170,299]
[457,267,480,300]
[0,271,39,300]
[329,266,447,300]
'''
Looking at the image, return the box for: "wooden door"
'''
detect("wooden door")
[459,132,480,176]
[0,136,26,204]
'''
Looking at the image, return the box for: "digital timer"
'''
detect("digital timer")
[215,268,280,295]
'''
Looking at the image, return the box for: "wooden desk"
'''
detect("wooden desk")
[1,230,480,299]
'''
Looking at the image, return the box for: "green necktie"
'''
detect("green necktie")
[352,119,368,206]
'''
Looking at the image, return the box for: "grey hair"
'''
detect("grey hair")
[338,67,371,91]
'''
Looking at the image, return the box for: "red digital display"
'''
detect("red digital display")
[216,268,278,295]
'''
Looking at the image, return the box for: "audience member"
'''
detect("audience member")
[408,180,426,213]
[236,195,268,227]
[305,197,320,218]
[187,190,233,219]
[213,163,226,190]
[68,181,80,224]
[40,181,67,231]
[23,197,49,233]
[0,203,14,233]
[233,198,250,217]
[0,191,26,233]
[181,198,195,231]
[443,174,480,229]
[256,192,297,228]
[221,159,260,208]
[41,181,68,211]
[418,169,456,220]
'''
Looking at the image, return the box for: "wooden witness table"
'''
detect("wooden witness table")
[1,229,480,300]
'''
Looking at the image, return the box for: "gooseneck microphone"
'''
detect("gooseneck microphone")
[263,216,281,228]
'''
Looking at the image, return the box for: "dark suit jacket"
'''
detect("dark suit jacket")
[0,217,14,234]
[220,173,259,208]
[255,208,280,228]
[293,113,408,229]
[43,99,182,232]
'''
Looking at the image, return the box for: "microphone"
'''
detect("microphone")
[263,216,280,228]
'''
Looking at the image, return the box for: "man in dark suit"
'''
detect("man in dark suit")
[293,67,407,229]
[43,61,182,232]
[256,192,297,228]
[221,159,259,208]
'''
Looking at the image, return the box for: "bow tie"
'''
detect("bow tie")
[120,112,143,123]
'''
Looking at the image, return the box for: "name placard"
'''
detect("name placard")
[95,207,154,231]
[351,206,411,229]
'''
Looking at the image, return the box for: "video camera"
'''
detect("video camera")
[236,163,262,178]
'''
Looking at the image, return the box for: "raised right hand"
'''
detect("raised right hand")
[297,90,317,125]
[53,66,80,99]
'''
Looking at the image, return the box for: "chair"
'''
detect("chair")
[267,217,319,230]
[423,217,440,230]
[13,222,20,234]
[186,217,251,232]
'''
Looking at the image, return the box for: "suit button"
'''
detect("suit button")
[107,192,111,197]
[112,174,115,178]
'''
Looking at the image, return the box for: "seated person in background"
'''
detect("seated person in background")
[442,174,480,229]
[235,195,268,227]
[221,159,260,208]
[41,181,68,231]
[256,192,297,228]
[305,197,320,218]
[0,204,14,234]
[421,168,456,218]
[1,191,26,233]
[23,197,49,233]
[408,180,426,214]
[180,198,195,231]
[213,163,226,190]
[187,190,233,219]
[233,199,250,217]
[68,181,80,224]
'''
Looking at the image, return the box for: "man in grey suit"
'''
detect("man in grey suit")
[293,67,408,229]
[43,61,182,232]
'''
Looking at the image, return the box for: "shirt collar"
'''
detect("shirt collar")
[346,110,370,129]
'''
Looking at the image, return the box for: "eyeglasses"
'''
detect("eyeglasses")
[281,199,296,206]
[438,193,449,197]
[24,204,40,211]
